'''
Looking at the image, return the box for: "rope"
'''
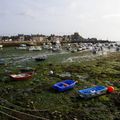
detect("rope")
[0,110,21,120]
[0,105,49,120]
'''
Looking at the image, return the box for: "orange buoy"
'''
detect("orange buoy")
[107,86,115,93]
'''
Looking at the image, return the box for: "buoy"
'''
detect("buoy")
[107,86,115,93]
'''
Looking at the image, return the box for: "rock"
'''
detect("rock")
[49,70,54,75]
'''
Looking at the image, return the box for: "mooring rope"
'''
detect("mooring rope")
[0,97,48,112]
[0,104,49,120]
[0,110,21,120]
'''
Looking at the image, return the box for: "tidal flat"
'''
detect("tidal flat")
[0,47,120,120]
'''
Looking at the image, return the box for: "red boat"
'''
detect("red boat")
[10,73,32,81]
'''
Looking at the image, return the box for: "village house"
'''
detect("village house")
[49,36,63,43]
[18,34,25,41]
[1,36,10,42]
[63,35,71,43]
[31,35,45,43]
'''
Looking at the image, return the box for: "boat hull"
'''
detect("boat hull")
[10,73,32,81]
[53,80,77,92]
[78,86,107,99]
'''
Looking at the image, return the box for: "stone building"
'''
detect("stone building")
[18,34,25,41]
[31,35,45,43]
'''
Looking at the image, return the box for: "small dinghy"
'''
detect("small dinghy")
[10,73,32,81]
[52,80,77,92]
[78,86,107,99]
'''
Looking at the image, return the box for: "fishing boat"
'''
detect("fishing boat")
[9,73,32,81]
[52,80,77,92]
[78,86,107,99]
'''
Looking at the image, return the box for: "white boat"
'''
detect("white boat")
[28,46,42,51]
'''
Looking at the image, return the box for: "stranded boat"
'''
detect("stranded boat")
[52,80,77,92]
[10,73,32,81]
[78,86,111,99]
[35,55,47,61]
[0,59,5,65]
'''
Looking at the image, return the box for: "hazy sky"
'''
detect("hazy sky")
[0,0,120,41]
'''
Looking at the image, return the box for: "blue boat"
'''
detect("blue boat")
[0,59,5,65]
[78,86,107,99]
[53,80,77,92]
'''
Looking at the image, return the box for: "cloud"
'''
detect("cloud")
[17,9,37,18]
[103,14,120,19]
[0,11,8,16]
[69,1,78,9]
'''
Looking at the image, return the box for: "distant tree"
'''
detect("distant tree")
[48,36,51,41]
[10,36,18,41]
[71,32,84,42]
[2,36,10,40]
[24,35,31,41]
[87,38,98,43]
[73,32,80,40]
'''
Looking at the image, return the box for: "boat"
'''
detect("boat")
[16,44,27,50]
[78,86,107,99]
[0,59,5,65]
[35,55,47,61]
[9,73,32,81]
[28,46,42,51]
[52,80,77,92]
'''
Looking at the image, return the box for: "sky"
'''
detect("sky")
[0,0,120,41]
